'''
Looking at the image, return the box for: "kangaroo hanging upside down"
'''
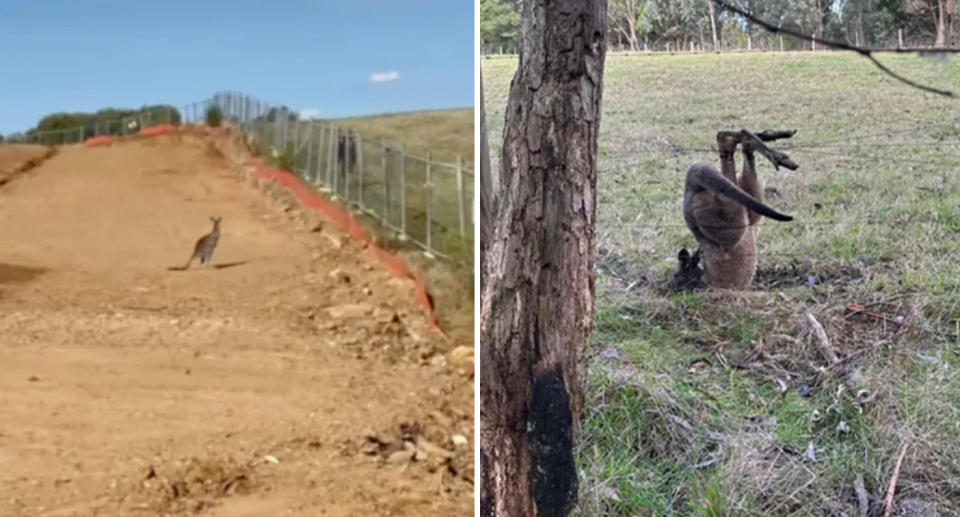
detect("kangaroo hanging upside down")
[676,129,798,290]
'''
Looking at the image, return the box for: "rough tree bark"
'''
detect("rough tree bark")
[479,68,493,291]
[479,0,607,515]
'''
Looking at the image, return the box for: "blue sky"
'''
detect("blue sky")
[0,0,474,133]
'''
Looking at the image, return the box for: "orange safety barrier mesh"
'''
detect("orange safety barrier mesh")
[248,162,441,332]
[84,136,115,147]
[139,124,178,137]
[233,143,441,333]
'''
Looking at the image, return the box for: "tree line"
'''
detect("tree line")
[2,102,301,144]
[480,0,957,53]
[2,105,181,143]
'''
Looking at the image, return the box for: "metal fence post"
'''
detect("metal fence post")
[399,144,407,236]
[313,123,327,185]
[381,139,389,224]
[273,108,280,151]
[426,152,433,253]
[331,125,340,197]
[457,155,466,237]
[356,135,365,209]
[305,122,313,180]
[291,121,300,173]
[281,109,288,151]
[326,124,336,190]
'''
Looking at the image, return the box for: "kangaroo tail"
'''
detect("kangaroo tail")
[686,164,793,222]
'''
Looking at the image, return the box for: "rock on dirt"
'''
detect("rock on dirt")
[447,346,474,376]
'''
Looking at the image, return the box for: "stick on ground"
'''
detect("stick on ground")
[882,442,910,517]
[806,313,839,365]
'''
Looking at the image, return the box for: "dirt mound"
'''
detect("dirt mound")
[0,144,55,186]
[0,132,472,516]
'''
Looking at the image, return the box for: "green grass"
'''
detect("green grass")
[484,51,960,515]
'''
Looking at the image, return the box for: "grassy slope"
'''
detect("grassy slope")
[330,108,474,166]
[484,52,960,516]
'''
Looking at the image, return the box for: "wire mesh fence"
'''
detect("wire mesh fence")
[3,91,474,261]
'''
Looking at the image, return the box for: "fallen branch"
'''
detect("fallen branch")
[805,313,839,365]
[854,474,869,517]
[882,442,910,517]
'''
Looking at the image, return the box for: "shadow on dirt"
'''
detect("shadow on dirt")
[0,263,48,284]
[167,261,249,272]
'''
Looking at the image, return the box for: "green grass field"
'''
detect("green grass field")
[484,51,960,516]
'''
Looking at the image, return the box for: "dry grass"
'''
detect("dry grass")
[484,51,960,516]
[332,108,474,166]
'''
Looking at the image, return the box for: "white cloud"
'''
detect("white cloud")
[300,108,323,119]
[369,70,400,84]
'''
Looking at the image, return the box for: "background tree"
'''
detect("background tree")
[707,0,720,49]
[484,0,960,54]
[610,0,647,50]
[480,0,522,54]
[479,0,608,515]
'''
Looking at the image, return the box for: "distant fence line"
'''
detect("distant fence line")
[4,91,474,261]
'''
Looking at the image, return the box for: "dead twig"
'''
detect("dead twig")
[854,474,869,517]
[882,442,910,517]
[805,313,839,366]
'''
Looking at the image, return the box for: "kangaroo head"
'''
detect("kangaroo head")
[210,216,222,226]
[669,247,703,292]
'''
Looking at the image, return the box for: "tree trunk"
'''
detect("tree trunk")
[479,68,493,287]
[627,0,639,51]
[856,0,865,47]
[707,0,719,50]
[811,0,823,51]
[936,0,947,47]
[479,0,607,515]
[947,0,954,47]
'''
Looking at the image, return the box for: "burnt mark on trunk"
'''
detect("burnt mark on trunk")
[480,448,494,517]
[532,313,542,362]
[528,366,577,517]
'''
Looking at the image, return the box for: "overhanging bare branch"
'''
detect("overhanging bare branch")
[714,0,956,97]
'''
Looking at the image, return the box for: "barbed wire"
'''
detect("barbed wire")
[620,216,960,230]
[596,125,960,173]
[713,0,959,97]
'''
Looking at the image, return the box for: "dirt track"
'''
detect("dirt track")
[0,135,473,516]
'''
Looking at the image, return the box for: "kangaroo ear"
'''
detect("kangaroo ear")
[678,248,690,267]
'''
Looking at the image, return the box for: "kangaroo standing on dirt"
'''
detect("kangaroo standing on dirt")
[680,129,798,290]
[184,216,222,269]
